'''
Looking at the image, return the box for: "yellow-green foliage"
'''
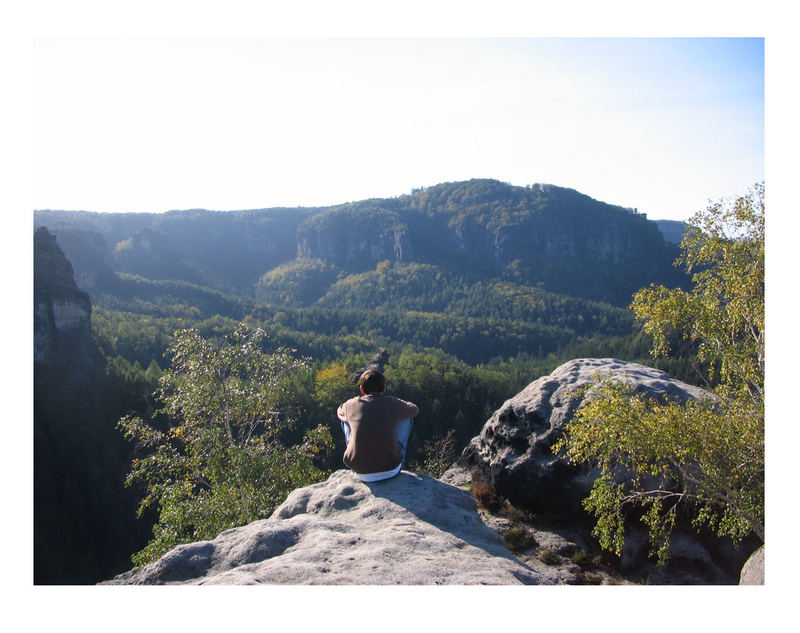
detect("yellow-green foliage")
[313,362,354,412]
[631,182,764,405]
[553,184,765,566]
[554,382,763,565]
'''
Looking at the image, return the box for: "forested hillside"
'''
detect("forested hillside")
[33,179,703,583]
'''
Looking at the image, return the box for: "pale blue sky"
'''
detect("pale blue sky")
[33,37,763,221]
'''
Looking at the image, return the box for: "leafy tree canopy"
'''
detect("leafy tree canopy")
[553,183,765,565]
[118,323,332,566]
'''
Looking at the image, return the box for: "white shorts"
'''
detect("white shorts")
[354,463,403,482]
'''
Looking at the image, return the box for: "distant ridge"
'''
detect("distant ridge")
[34,179,687,306]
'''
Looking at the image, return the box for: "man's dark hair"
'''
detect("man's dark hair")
[359,369,386,395]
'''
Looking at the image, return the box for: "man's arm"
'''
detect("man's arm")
[397,399,419,419]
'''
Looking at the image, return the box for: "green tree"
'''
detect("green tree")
[553,184,764,565]
[313,362,356,412]
[118,323,332,567]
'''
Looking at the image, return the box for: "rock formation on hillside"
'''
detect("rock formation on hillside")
[348,348,390,381]
[441,358,759,584]
[34,227,94,365]
[102,470,550,585]
[113,227,207,285]
[38,226,116,294]
[34,207,308,292]
[654,219,689,245]
[297,207,412,267]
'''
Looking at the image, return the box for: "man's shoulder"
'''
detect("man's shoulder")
[340,395,362,407]
[387,395,418,408]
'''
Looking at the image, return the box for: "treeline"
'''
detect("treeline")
[92,260,640,369]
[91,305,704,483]
[261,260,635,334]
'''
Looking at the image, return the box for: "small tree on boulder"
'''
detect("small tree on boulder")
[554,184,764,565]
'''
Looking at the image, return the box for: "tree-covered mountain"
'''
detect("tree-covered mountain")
[35,179,687,307]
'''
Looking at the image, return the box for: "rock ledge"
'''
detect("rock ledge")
[104,470,549,585]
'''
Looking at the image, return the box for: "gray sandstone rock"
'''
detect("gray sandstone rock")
[441,358,712,512]
[103,470,548,585]
[739,546,764,585]
[349,348,390,382]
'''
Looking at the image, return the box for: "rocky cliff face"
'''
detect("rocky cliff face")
[655,219,689,245]
[112,226,207,285]
[38,226,116,293]
[34,227,94,365]
[442,358,712,511]
[35,207,311,292]
[296,206,412,268]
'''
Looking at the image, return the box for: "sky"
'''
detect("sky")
[32,37,764,221]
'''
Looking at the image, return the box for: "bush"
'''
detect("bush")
[470,469,503,513]
[538,549,560,566]
[414,429,458,478]
[118,323,332,566]
[502,526,537,552]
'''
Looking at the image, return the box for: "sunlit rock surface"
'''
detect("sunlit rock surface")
[103,470,552,585]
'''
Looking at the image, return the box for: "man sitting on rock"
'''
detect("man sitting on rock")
[337,369,419,482]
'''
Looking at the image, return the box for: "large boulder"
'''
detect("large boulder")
[102,470,552,585]
[441,358,711,512]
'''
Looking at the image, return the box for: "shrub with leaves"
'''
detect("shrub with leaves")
[414,429,458,478]
[502,526,537,552]
[553,184,764,566]
[118,323,332,566]
[470,468,503,513]
[554,381,763,565]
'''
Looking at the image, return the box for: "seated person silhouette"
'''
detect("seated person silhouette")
[337,368,419,482]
